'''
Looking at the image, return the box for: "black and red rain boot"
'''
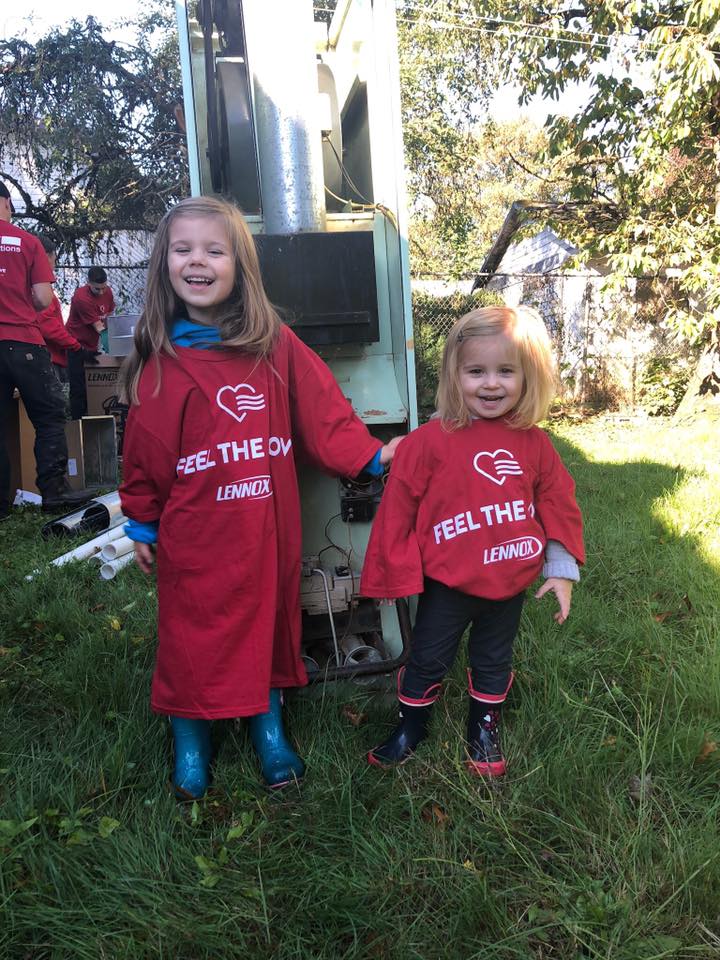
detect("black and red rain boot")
[368,669,441,768]
[465,670,514,778]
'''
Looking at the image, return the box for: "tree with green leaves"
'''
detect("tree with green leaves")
[397,2,569,277]
[404,116,565,277]
[0,8,188,257]
[396,0,720,397]
[487,0,720,395]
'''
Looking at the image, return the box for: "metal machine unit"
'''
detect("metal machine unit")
[175,0,417,677]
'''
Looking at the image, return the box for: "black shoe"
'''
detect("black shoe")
[466,699,506,777]
[40,480,95,513]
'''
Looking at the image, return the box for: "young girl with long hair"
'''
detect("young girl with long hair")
[360,306,584,776]
[120,196,400,798]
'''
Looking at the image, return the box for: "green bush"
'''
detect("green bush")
[637,355,692,416]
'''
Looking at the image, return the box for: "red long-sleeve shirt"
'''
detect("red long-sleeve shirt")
[360,417,585,601]
[120,325,381,719]
[37,294,80,366]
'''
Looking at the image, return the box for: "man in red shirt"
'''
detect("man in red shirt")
[0,181,92,517]
[66,266,115,418]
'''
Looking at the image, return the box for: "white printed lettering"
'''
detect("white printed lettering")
[467,511,482,531]
[482,537,542,565]
[215,475,273,502]
[494,502,513,523]
[268,436,292,457]
[431,502,532,545]
[441,519,455,540]
[479,504,495,525]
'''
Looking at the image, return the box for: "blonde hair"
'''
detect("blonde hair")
[122,196,281,404]
[436,305,557,430]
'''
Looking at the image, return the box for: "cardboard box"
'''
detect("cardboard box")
[64,417,118,491]
[5,395,37,494]
[85,356,128,455]
[85,356,124,417]
[4,397,117,496]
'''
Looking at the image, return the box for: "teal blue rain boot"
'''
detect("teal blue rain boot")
[248,689,305,788]
[170,717,212,800]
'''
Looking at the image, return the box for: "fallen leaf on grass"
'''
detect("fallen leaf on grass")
[652,611,673,624]
[421,803,449,827]
[108,618,122,631]
[695,739,718,764]
[341,704,367,727]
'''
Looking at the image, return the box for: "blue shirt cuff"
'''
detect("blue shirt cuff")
[124,518,159,544]
[361,449,384,477]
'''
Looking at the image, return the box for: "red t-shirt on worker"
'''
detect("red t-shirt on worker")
[0,221,55,345]
[66,283,115,350]
[37,294,81,366]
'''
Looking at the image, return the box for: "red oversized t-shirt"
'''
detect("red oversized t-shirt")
[66,284,115,350]
[120,325,382,719]
[37,294,81,366]
[0,222,55,345]
[360,417,585,601]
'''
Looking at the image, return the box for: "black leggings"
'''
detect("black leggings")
[401,578,525,700]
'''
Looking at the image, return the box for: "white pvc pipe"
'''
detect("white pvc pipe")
[54,523,127,564]
[100,536,134,562]
[25,523,128,580]
[99,553,135,581]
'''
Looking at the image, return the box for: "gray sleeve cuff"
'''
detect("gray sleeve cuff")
[543,539,580,582]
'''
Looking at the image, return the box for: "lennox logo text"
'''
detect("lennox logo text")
[483,536,542,565]
[216,474,273,502]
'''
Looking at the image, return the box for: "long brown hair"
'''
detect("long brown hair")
[122,196,281,404]
[436,305,557,430]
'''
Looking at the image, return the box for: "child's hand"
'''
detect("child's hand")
[379,435,404,466]
[534,577,573,624]
[133,542,155,575]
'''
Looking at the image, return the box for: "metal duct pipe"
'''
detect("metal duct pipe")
[244,0,326,233]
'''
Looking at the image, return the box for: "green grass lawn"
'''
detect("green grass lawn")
[1,413,719,960]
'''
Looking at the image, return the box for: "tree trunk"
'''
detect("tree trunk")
[673,339,720,422]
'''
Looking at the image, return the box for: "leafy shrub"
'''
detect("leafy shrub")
[637,356,691,415]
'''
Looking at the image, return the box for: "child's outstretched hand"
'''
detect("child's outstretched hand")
[133,542,155,575]
[379,435,404,466]
[535,577,573,624]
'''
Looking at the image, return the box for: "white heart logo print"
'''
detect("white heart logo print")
[216,383,266,424]
[472,449,523,486]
